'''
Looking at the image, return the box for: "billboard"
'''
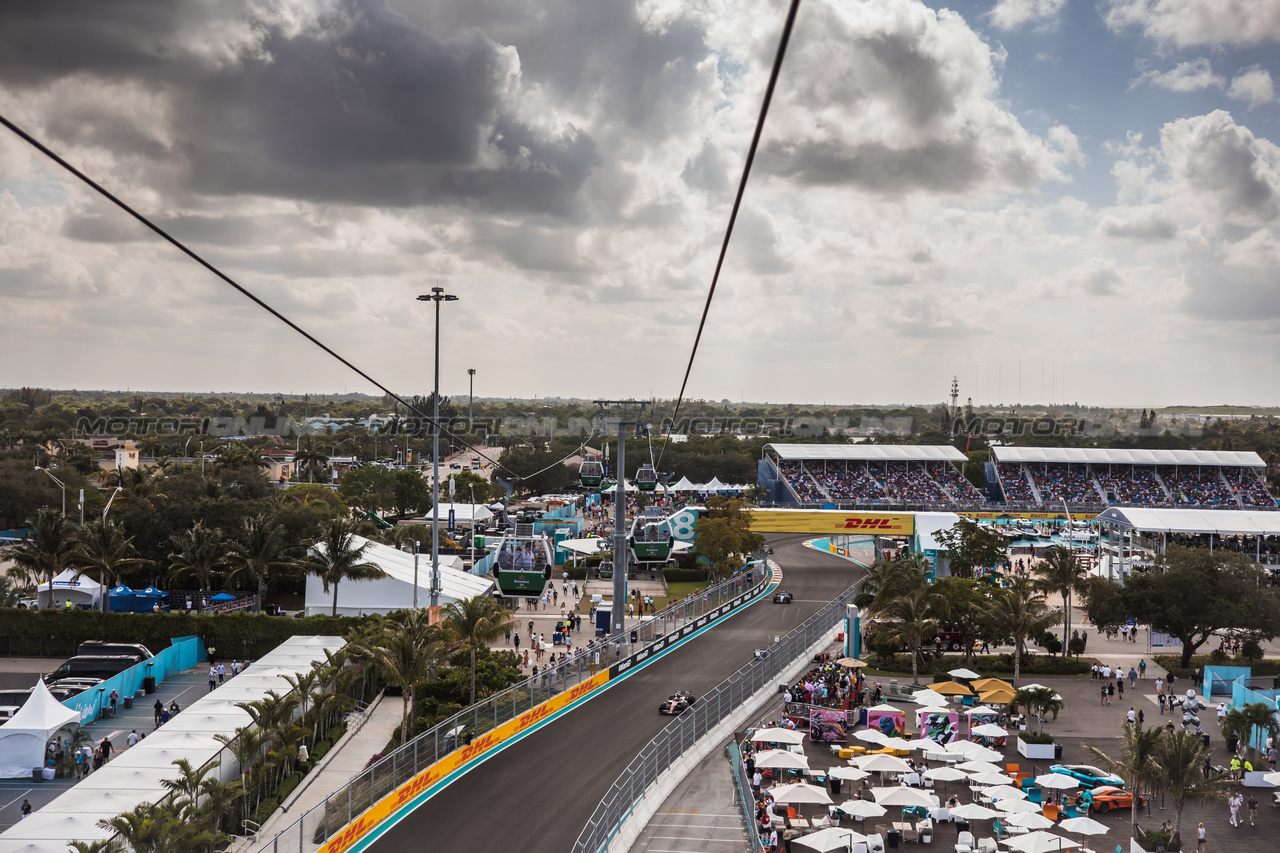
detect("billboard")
[809,709,849,743]
[866,707,905,739]
[915,709,959,746]
[751,509,915,535]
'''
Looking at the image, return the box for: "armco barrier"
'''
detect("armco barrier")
[571,578,862,853]
[262,559,773,853]
[59,634,205,724]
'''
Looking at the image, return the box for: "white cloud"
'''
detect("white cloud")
[1228,66,1277,109]
[986,0,1067,32]
[1104,0,1280,48]
[1132,58,1224,93]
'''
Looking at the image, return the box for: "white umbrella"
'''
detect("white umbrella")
[855,754,912,773]
[1003,830,1073,853]
[855,729,889,745]
[996,800,1043,815]
[829,766,871,781]
[912,690,949,705]
[986,785,1028,801]
[962,745,1004,763]
[872,787,936,808]
[755,727,806,745]
[907,737,943,751]
[970,771,1015,786]
[770,782,834,805]
[1006,812,1055,830]
[795,827,868,853]
[1034,774,1081,791]
[971,723,1009,738]
[1058,816,1111,836]
[949,803,1001,820]
[949,668,982,680]
[924,767,969,782]
[757,749,811,770]
[957,760,1004,774]
[880,738,914,752]
[836,800,888,819]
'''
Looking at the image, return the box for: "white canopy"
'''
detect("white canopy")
[304,535,492,616]
[669,476,697,491]
[403,502,493,526]
[0,679,81,778]
[1094,507,1280,536]
[557,537,611,557]
[767,444,967,462]
[600,481,639,493]
[993,447,1264,468]
[35,567,102,608]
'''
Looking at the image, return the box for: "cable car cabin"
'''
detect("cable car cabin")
[597,558,613,579]
[628,508,675,563]
[635,463,658,491]
[579,459,604,488]
[492,523,553,597]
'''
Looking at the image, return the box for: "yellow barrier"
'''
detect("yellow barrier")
[750,509,915,535]
[321,671,611,853]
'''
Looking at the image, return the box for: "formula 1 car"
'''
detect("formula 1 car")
[658,691,698,715]
[773,591,793,603]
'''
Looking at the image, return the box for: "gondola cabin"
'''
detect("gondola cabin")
[491,523,553,597]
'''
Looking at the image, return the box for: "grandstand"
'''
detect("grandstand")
[761,444,980,507]
[990,447,1276,510]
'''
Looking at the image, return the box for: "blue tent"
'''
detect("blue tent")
[209,592,237,602]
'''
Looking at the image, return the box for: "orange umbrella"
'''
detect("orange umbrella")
[929,681,974,696]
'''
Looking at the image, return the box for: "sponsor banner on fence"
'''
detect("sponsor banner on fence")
[321,670,610,853]
[750,509,915,535]
[957,511,1095,521]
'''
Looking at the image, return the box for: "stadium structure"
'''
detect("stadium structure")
[760,444,1276,511]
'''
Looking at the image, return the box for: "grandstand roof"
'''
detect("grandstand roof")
[765,444,966,462]
[1095,507,1280,535]
[992,447,1264,468]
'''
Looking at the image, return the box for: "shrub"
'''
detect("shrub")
[255,797,278,825]
[1019,731,1054,744]
[662,567,708,583]
[277,771,304,803]
[328,723,347,743]
[1140,828,1180,851]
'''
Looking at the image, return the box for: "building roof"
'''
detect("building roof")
[992,447,1265,467]
[1094,507,1280,535]
[765,444,966,462]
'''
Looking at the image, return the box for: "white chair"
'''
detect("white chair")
[853,844,868,853]
[978,837,998,853]
[955,830,975,853]
[868,834,886,853]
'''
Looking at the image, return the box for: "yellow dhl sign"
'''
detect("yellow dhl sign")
[321,670,611,853]
[750,509,914,535]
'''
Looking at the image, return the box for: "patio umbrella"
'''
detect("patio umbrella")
[979,685,1019,705]
[836,658,869,669]
[959,745,1003,763]
[880,738,914,752]
[907,738,942,751]
[795,827,868,853]
[836,800,888,820]
[971,723,1009,738]
[829,766,871,782]
[970,771,1014,786]
[1005,812,1055,831]
[949,803,1001,821]
[855,729,889,745]
[986,786,1028,802]
[930,681,974,696]
[956,760,1004,774]
[754,727,806,745]
[925,765,969,798]
[871,787,936,808]
[995,800,1043,815]
[970,678,1012,693]
[1058,816,1110,836]
[948,667,982,680]
[1003,830,1073,853]
[1034,774,1080,791]
[855,755,912,774]
[912,690,949,705]
[756,749,811,770]
[770,782,834,805]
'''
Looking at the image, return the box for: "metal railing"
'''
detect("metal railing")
[728,741,765,852]
[262,559,772,853]
[571,577,861,853]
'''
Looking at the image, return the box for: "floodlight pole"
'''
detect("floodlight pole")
[36,466,66,518]
[418,287,458,609]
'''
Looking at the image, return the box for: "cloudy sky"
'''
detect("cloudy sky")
[1,0,1279,408]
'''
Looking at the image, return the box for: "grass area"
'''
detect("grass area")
[569,580,708,619]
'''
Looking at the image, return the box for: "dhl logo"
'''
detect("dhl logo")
[843,517,897,529]
[321,816,371,853]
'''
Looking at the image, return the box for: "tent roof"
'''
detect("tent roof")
[403,503,494,525]
[669,476,697,490]
[0,678,79,735]
[311,535,493,602]
[36,567,102,592]
[993,446,1265,468]
[1094,506,1280,536]
[766,444,967,462]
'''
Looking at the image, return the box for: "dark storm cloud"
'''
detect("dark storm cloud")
[0,0,599,215]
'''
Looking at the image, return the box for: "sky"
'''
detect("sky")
[1,0,1279,408]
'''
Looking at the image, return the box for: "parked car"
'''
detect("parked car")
[658,691,697,715]
[43,655,139,683]
[1084,786,1144,813]
[77,640,153,661]
[1049,764,1125,788]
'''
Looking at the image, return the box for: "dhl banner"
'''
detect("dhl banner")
[750,509,914,535]
[323,670,611,853]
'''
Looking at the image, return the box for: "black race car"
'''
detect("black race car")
[773,591,793,603]
[659,691,698,715]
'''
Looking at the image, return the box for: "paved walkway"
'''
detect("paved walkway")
[630,734,748,853]
[247,692,401,853]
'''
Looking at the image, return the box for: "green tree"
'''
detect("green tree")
[932,576,989,664]
[296,518,385,616]
[443,468,492,506]
[224,514,292,609]
[1221,702,1280,762]
[869,566,949,685]
[1011,686,1063,734]
[355,609,450,745]
[692,497,765,580]
[933,519,1005,579]
[1149,730,1227,849]
[440,595,515,706]
[983,578,1058,682]
[1031,545,1087,655]
[3,508,77,586]
[1085,722,1165,842]
[293,437,329,484]
[75,520,148,611]
[390,469,433,518]
[167,522,225,591]
[338,465,399,514]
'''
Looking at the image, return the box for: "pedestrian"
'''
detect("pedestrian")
[1091,663,1099,681]
[99,737,113,763]
[1101,684,1108,706]
[1128,667,1137,686]
[1138,709,1144,725]
[1217,703,1227,726]
[153,699,163,727]
[127,729,139,747]
[768,827,778,853]
[1229,790,1242,826]
[1268,743,1278,770]
[1158,693,1166,714]
[1247,792,1258,826]
[231,659,240,675]
[1116,678,1124,699]
[753,769,763,799]
[1139,659,1146,679]
[109,689,119,712]
[217,662,226,684]
[1196,823,1206,853]
[208,665,218,692]
[1127,708,1136,725]
[20,800,31,820]
[1155,677,1164,696]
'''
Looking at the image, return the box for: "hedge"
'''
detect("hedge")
[866,653,1089,678]
[0,606,368,659]
[662,568,709,583]
[1153,654,1280,681]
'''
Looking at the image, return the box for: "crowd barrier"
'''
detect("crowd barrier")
[59,634,205,724]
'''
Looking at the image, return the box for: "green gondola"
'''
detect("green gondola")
[579,459,604,488]
[491,522,553,597]
[635,463,658,492]
[628,508,675,563]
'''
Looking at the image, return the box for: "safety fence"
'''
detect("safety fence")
[571,578,861,853]
[728,741,766,852]
[261,558,772,853]
[59,634,205,724]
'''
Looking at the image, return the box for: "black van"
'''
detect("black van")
[44,655,140,683]
[77,640,153,661]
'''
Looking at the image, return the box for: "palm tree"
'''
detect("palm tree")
[983,578,1058,682]
[1031,545,1086,653]
[69,840,123,853]
[5,508,76,586]
[1149,729,1227,848]
[74,520,148,611]
[167,522,225,592]
[873,582,950,685]
[441,595,516,705]
[224,514,292,610]
[354,609,450,744]
[296,518,385,616]
[294,438,330,484]
[1011,686,1064,734]
[100,466,167,509]
[1085,722,1165,842]
[1221,702,1280,763]
[853,558,913,610]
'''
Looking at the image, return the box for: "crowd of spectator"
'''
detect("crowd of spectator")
[883,461,948,502]
[1098,465,1167,505]
[778,460,826,502]
[928,461,983,499]
[821,467,887,501]
[999,464,1036,501]
[1161,466,1235,505]
[1032,463,1100,503]
[1228,467,1277,506]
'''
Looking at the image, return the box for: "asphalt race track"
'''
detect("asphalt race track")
[363,534,862,853]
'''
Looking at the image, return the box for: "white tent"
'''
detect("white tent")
[669,476,697,491]
[0,679,80,778]
[35,568,102,609]
[600,481,638,493]
[402,503,494,527]
[303,535,493,616]
[704,477,727,491]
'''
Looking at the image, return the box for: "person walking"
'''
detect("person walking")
[99,737,113,764]
[127,729,139,748]
[1228,790,1242,827]
[1196,822,1206,853]
[1128,667,1138,686]
[153,698,164,728]
[208,665,217,692]
[20,800,31,820]
[217,662,226,684]
[1138,659,1146,679]
[1247,792,1258,826]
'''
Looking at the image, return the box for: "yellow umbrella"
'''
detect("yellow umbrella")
[836,658,869,669]
[979,685,1019,705]
[929,681,974,696]
[971,677,1012,693]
